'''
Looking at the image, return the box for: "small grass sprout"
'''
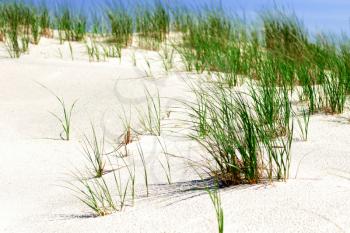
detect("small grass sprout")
[82,125,106,178]
[137,89,161,136]
[295,108,311,141]
[136,142,149,197]
[206,181,224,233]
[50,95,77,141]
[159,44,175,72]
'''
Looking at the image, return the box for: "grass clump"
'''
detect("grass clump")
[188,82,293,185]
[107,9,133,47]
[71,129,138,216]
[262,11,309,62]
[135,2,170,50]
[177,11,253,87]
[86,39,101,62]
[250,56,292,138]
[56,8,86,43]
[82,126,106,178]
[159,44,175,72]
[0,2,52,57]
[71,159,130,216]
[29,7,41,45]
[39,5,51,37]
[302,37,350,114]
[0,2,31,57]
[0,4,4,42]
[178,12,232,73]
[321,54,348,114]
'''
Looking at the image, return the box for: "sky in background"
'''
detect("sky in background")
[21,0,350,36]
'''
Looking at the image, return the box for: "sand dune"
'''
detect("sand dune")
[1,37,350,233]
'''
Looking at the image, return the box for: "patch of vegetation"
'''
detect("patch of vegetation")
[135,2,170,50]
[56,8,86,43]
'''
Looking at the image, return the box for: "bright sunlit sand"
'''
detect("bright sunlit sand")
[1,1,350,233]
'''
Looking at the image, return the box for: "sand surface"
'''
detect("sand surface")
[1,38,350,233]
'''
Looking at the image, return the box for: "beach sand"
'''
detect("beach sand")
[1,38,350,233]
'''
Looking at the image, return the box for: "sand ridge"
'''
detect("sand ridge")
[1,37,350,233]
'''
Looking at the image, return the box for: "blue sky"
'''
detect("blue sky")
[24,0,350,35]
[180,0,350,35]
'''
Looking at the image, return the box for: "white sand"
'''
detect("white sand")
[1,38,350,233]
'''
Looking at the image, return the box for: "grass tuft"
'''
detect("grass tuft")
[206,181,224,233]
[82,125,106,178]
[187,81,293,185]
[49,95,77,141]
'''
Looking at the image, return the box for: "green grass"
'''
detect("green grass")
[322,59,348,114]
[136,142,149,197]
[107,9,133,47]
[135,2,170,50]
[187,80,293,185]
[36,82,77,141]
[0,2,30,57]
[157,138,172,184]
[250,56,292,138]
[70,158,130,216]
[262,10,310,62]
[49,95,77,141]
[35,81,78,141]
[176,11,253,86]
[0,4,4,42]
[137,89,161,136]
[206,182,224,233]
[119,107,133,146]
[86,39,101,62]
[120,155,136,205]
[56,7,86,43]
[86,37,122,62]
[4,0,350,210]
[159,44,175,72]
[68,41,74,60]
[295,108,311,141]
[0,2,54,57]
[39,5,51,37]
[82,125,106,178]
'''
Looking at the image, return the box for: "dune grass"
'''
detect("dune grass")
[187,79,293,185]
[36,81,77,141]
[86,38,122,62]
[5,0,350,222]
[82,125,106,178]
[135,2,170,50]
[262,10,310,62]
[55,7,86,43]
[295,108,311,141]
[71,158,130,216]
[133,141,150,197]
[71,130,154,215]
[159,44,175,72]
[206,182,224,233]
[107,9,133,47]
[86,39,101,62]
[0,2,53,57]
[250,56,292,139]
[49,96,77,141]
[0,2,31,57]
[137,89,161,136]
[39,5,51,37]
